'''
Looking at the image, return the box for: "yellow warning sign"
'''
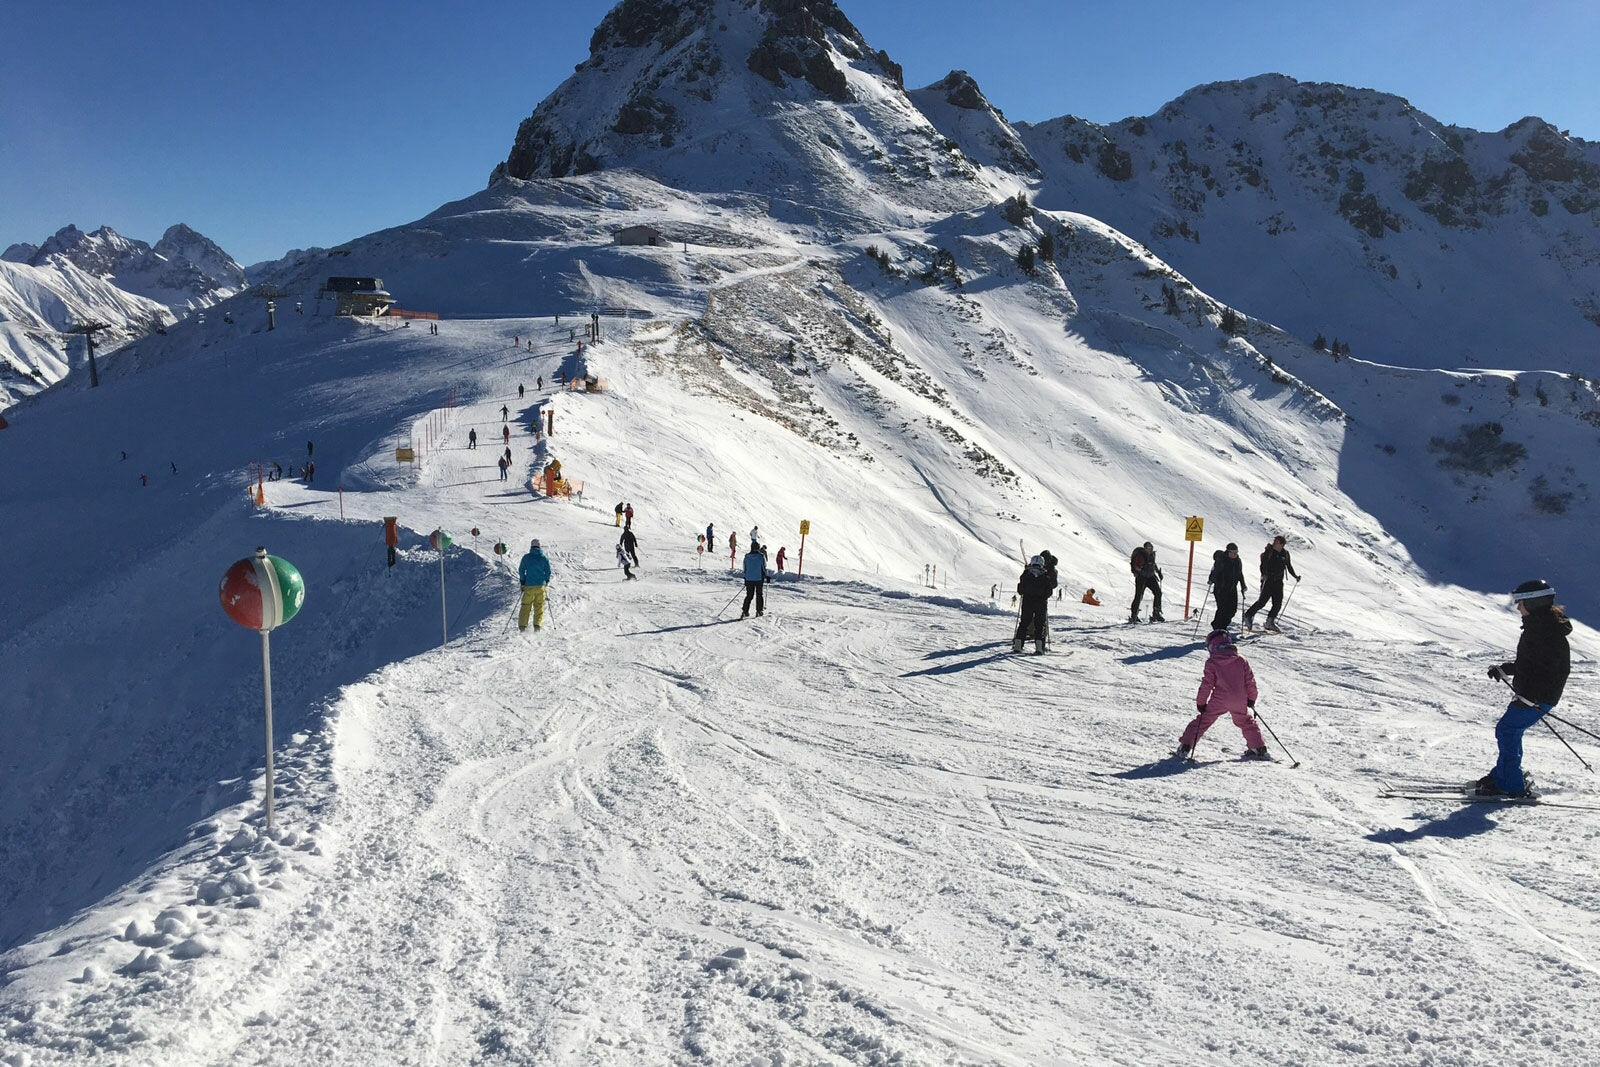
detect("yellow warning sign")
[1185,516,1204,542]
[799,519,811,536]
[395,447,415,463]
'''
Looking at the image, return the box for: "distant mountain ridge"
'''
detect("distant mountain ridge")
[1011,73,1600,372]
[0,223,244,409]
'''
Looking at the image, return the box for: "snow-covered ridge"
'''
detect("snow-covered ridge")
[0,223,244,409]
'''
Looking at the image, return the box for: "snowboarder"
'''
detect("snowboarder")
[1208,543,1248,630]
[468,428,478,450]
[1082,588,1101,606]
[615,502,625,527]
[1014,555,1057,653]
[775,546,787,572]
[537,375,544,390]
[741,542,768,618]
[1243,535,1299,632]
[621,526,639,567]
[616,540,636,580]
[706,522,715,550]
[517,539,552,631]
[1129,541,1164,622]
[1477,579,1572,796]
[1176,630,1267,760]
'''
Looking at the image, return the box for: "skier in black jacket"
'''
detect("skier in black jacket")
[1478,579,1573,796]
[1014,555,1058,653]
[1243,535,1299,631]
[1208,543,1248,631]
[1129,541,1164,622]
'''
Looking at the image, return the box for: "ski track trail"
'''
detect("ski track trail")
[7,319,1600,1066]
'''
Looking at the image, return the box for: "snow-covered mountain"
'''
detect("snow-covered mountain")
[1010,74,1600,374]
[5,2,1600,1062]
[0,224,245,408]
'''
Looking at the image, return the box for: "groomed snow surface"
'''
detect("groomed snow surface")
[3,311,1599,1066]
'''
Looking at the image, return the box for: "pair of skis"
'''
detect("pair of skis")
[1377,778,1599,810]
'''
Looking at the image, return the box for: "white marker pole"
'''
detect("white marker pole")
[439,549,448,645]
[260,628,276,831]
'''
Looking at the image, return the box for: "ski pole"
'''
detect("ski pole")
[1252,707,1300,768]
[503,591,522,633]
[714,586,743,619]
[1190,585,1212,639]
[1279,577,1301,621]
[1544,711,1600,745]
[1541,718,1594,772]
[1498,677,1598,766]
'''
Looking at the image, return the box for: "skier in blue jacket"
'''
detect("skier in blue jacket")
[517,539,552,631]
[740,542,769,618]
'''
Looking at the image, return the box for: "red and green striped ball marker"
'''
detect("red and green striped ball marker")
[219,548,305,632]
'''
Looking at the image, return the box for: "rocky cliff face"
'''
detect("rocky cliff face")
[490,0,980,223]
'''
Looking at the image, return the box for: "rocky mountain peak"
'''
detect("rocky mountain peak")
[490,0,978,221]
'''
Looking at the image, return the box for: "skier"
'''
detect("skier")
[624,502,635,527]
[307,440,314,458]
[518,383,525,399]
[501,404,509,423]
[502,425,511,446]
[616,540,636,580]
[306,461,315,484]
[621,526,640,567]
[468,429,478,450]
[497,456,509,481]
[1014,555,1057,653]
[517,539,552,631]
[1477,579,1572,796]
[775,546,787,572]
[538,375,544,390]
[1208,543,1248,630]
[615,502,625,527]
[706,522,715,551]
[1176,630,1268,760]
[749,525,762,548]
[1129,541,1165,622]
[740,541,769,618]
[1243,535,1300,632]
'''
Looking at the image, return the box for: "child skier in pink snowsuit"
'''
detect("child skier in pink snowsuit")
[1177,630,1268,760]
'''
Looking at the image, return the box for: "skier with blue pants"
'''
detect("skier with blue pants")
[1478,579,1572,796]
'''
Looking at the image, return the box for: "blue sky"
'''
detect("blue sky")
[3,0,1596,267]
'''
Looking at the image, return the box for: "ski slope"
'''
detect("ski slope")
[3,302,1599,1064]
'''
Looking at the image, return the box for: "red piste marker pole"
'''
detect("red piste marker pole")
[1183,516,1204,620]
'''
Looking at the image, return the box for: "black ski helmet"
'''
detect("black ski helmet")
[1511,579,1555,610]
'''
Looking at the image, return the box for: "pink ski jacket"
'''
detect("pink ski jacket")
[1196,646,1258,713]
